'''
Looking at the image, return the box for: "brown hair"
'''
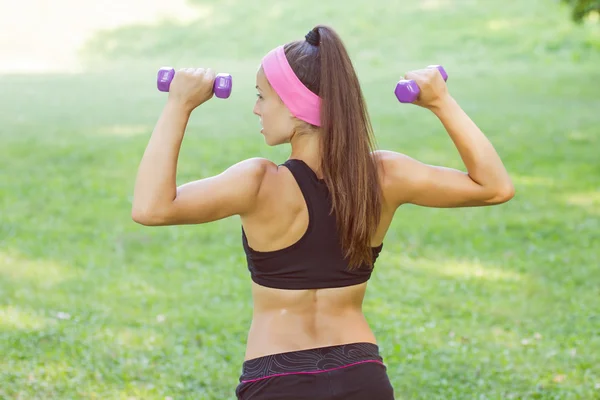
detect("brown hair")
[283,25,382,269]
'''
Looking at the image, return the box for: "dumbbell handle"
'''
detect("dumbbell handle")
[157,67,232,99]
[394,65,448,103]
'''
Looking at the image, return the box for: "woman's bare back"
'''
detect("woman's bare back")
[240,154,397,360]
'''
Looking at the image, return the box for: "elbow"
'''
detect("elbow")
[490,183,515,204]
[131,207,167,226]
[131,208,153,225]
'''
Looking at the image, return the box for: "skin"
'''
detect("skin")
[132,63,515,361]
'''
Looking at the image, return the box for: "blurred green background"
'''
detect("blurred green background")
[1,0,599,399]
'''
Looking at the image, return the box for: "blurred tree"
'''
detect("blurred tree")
[562,0,600,22]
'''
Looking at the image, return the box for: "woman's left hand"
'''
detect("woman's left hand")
[403,67,449,110]
[168,67,216,111]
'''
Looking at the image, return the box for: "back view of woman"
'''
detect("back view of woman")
[132,24,514,399]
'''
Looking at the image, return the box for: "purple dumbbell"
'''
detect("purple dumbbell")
[394,65,448,103]
[157,67,232,99]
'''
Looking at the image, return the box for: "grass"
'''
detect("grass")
[1,0,599,398]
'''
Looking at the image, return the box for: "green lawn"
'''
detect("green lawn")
[1,0,599,399]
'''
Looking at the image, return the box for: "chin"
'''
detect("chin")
[262,132,274,146]
[264,137,279,147]
[261,126,291,145]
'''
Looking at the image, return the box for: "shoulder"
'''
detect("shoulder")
[372,149,415,168]
[221,157,277,195]
[371,149,426,206]
[372,149,423,184]
[226,157,276,178]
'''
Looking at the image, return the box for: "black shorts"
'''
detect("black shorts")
[235,342,395,399]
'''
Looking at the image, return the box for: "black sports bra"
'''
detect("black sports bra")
[241,159,383,290]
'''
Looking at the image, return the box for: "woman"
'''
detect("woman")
[132,25,514,400]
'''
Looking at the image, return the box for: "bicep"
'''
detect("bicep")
[138,158,271,226]
[377,150,509,208]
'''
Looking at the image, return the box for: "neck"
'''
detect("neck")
[289,129,322,177]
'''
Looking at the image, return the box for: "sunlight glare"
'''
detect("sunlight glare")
[0,0,211,74]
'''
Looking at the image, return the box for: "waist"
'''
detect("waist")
[240,342,385,383]
[245,309,376,360]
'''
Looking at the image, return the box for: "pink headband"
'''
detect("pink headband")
[261,45,322,127]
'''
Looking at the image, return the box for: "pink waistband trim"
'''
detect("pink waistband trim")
[241,359,384,384]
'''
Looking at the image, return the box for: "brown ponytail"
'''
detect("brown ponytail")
[284,25,382,269]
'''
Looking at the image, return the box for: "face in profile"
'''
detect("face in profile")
[253,67,296,146]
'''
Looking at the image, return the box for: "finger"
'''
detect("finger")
[424,67,439,78]
[204,68,216,81]
[413,70,435,84]
[404,71,419,81]
[414,69,431,78]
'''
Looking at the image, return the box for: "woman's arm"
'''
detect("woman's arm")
[131,100,189,219]
[132,68,270,226]
[379,67,515,208]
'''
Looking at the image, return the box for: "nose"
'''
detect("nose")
[253,100,260,117]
